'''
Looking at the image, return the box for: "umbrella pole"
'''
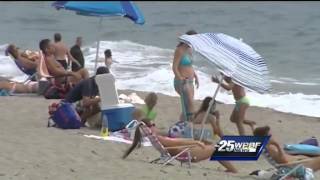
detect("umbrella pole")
[199,74,224,141]
[94,17,103,72]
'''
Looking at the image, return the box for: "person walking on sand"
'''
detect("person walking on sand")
[53,33,81,70]
[172,30,199,122]
[211,75,256,135]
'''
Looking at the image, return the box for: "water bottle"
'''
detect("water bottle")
[100,114,109,137]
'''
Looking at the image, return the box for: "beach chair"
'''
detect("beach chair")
[37,51,70,97]
[5,50,37,84]
[255,150,315,180]
[139,123,193,168]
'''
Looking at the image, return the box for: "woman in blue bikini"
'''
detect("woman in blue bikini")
[172,30,199,122]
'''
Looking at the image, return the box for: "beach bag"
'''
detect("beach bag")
[115,120,139,140]
[48,101,81,129]
[168,121,193,138]
[299,137,319,146]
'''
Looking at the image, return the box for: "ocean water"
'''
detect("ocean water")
[0,1,320,117]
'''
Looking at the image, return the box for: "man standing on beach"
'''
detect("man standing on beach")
[53,33,81,70]
[39,39,89,84]
[70,36,85,72]
[211,75,256,135]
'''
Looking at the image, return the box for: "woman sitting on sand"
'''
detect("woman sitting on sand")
[5,44,39,74]
[253,126,320,172]
[192,97,223,143]
[123,119,238,173]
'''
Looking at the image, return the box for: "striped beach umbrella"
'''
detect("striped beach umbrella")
[179,33,271,94]
[179,33,271,140]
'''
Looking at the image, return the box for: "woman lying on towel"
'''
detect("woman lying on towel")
[253,126,320,172]
[123,120,238,173]
[0,78,38,94]
[5,44,39,73]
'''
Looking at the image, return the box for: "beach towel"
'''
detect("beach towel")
[83,134,152,147]
[84,119,151,146]
[0,89,10,96]
[284,144,320,156]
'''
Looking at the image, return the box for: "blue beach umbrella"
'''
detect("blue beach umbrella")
[52,1,145,71]
[179,33,271,140]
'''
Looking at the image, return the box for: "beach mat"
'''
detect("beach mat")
[84,134,152,147]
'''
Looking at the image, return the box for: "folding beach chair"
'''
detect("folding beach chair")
[37,51,71,97]
[254,150,315,180]
[5,51,37,84]
[37,51,55,79]
[139,123,193,168]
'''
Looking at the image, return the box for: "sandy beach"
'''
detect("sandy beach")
[0,90,319,180]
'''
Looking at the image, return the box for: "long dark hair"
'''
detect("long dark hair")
[177,30,198,47]
[122,123,144,159]
[253,126,270,136]
[194,96,213,119]
[6,44,18,59]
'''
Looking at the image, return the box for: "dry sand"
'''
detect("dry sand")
[0,90,319,180]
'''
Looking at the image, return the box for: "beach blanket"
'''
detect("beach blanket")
[84,132,152,147]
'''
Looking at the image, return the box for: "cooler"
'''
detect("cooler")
[101,103,134,132]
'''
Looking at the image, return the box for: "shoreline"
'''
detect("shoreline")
[119,89,320,120]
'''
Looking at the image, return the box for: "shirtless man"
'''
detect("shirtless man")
[39,39,89,85]
[53,33,81,70]
[211,74,256,135]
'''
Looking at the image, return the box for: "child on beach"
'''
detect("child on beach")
[132,92,159,135]
[141,92,158,125]
[104,49,112,69]
[211,74,256,135]
[132,109,159,135]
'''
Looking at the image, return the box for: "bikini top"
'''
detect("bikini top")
[179,54,193,66]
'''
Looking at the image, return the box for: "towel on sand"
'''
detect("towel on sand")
[84,134,152,147]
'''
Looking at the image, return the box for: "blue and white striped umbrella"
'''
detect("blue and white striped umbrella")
[179,33,271,94]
